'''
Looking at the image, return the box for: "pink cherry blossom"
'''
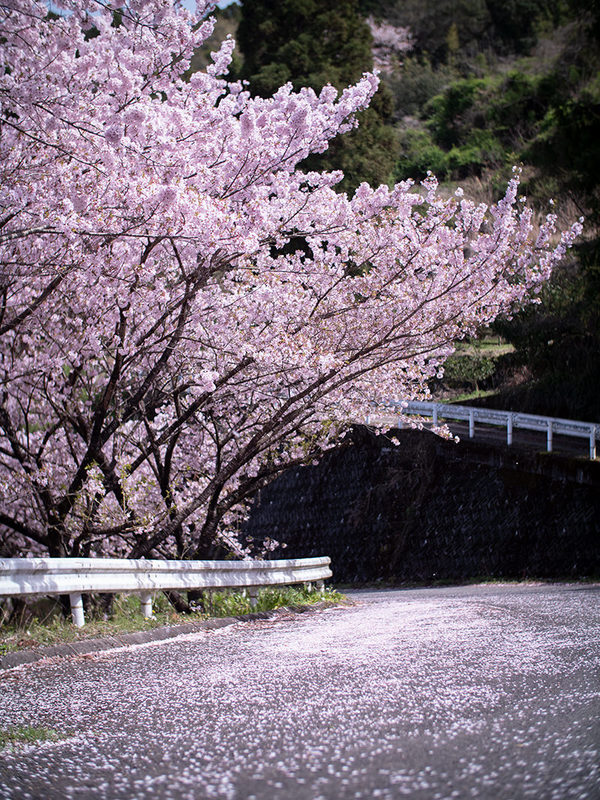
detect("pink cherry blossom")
[0,1,582,560]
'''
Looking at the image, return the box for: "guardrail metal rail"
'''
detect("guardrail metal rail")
[367,401,599,460]
[0,556,332,627]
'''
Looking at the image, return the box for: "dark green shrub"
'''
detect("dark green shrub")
[387,58,454,118]
[395,128,449,180]
[443,354,497,389]
[425,78,488,148]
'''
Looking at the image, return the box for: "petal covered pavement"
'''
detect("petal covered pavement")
[0,583,599,800]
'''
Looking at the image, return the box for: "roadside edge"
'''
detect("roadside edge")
[0,600,347,671]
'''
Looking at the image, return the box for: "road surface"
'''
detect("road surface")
[1,584,599,799]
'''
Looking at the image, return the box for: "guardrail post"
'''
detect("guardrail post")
[380,400,598,459]
[547,419,553,452]
[248,587,259,609]
[140,592,153,619]
[69,593,85,628]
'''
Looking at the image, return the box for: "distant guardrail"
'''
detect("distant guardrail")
[366,401,599,460]
[0,556,332,627]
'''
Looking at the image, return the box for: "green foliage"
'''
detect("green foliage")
[442,354,497,390]
[452,130,505,171]
[422,71,555,156]
[360,0,564,64]
[386,58,454,119]
[365,0,489,64]
[526,90,600,221]
[492,251,600,421]
[396,125,505,182]
[237,0,396,191]
[486,71,564,146]
[485,0,566,54]
[202,584,341,616]
[0,586,343,653]
[239,0,372,94]
[0,726,61,749]
[425,78,489,148]
[395,30,599,198]
[395,128,449,181]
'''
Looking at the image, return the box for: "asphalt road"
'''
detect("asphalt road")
[1,584,599,800]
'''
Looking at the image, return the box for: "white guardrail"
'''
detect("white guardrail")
[367,401,599,460]
[0,556,332,628]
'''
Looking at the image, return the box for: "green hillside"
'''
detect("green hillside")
[216,0,600,420]
[380,1,600,420]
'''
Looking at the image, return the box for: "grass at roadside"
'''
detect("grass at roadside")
[0,586,344,655]
[0,726,63,749]
[442,388,498,404]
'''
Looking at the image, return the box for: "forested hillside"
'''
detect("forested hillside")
[375,0,600,421]
[212,0,599,421]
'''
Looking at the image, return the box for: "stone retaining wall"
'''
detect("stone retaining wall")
[244,428,600,584]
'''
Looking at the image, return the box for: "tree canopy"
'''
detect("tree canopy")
[0,1,580,560]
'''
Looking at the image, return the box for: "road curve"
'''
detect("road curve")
[0,583,599,800]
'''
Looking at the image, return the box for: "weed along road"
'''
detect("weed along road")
[1,585,599,800]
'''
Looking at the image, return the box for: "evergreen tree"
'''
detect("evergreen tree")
[237,0,396,192]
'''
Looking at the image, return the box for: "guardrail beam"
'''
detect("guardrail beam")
[0,556,332,627]
[381,400,599,460]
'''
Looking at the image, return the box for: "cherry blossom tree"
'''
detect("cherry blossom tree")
[0,0,581,560]
[366,16,413,72]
